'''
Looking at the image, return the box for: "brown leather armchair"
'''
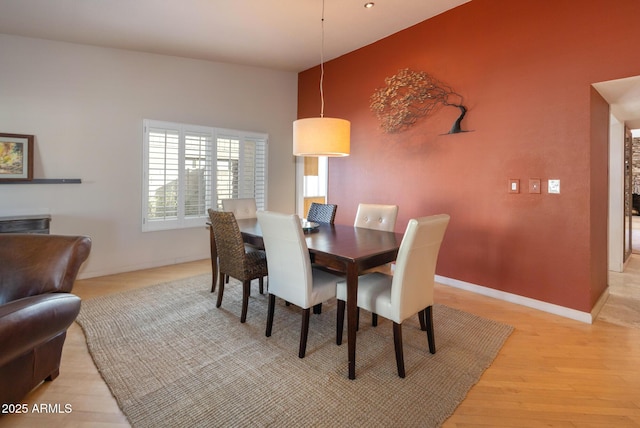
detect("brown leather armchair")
[0,234,91,405]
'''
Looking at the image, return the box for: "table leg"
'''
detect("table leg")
[346,262,359,379]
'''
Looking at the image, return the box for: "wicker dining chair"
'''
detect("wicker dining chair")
[208,209,268,323]
[218,198,259,287]
[306,202,337,224]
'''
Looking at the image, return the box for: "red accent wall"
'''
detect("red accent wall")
[297,0,640,312]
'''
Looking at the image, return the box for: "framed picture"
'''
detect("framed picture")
[0,133,34,182]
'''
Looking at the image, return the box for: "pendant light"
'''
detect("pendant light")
[293,0,350,157]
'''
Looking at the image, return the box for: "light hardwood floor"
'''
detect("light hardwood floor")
[1,259,640,427]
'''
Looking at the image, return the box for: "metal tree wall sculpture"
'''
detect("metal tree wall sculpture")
[370,68,468,134]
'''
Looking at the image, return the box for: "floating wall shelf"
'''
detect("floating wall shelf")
[1,179,82,184]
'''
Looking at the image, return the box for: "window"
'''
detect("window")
[214,132,267,210]
[143,119,268,232]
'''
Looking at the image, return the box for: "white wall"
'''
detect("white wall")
[0,35,298,278]
[608,113,625,272]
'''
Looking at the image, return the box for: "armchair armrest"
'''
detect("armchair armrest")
[0,293,81,367]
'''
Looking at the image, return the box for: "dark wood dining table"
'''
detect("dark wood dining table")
[208,217,403,379]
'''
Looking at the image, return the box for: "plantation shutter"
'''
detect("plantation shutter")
[143,120,267,231]
[214,135,240,210]
[214,131,267,211]
[184,131,213,218]
[246,137,267,210]
[146,125,180,224]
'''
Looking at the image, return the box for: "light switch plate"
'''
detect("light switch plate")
[509,179,520,193]
[548,179,560,194]
[529,178,541,194]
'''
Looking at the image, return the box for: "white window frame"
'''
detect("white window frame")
[142,119,268,232]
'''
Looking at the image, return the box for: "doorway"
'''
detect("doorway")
[624,127,632,260]
[594,75,640,273]
[631,133,640,255]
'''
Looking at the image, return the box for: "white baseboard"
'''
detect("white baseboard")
[435,275,598,324]
[590,288,610,321]
[77,254,209,280]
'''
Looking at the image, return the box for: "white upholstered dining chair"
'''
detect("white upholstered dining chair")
[257,211,343,358]
[336,214,450,378]
[354,203,399,325]
[354,203,399,232]
[221,198,257,219]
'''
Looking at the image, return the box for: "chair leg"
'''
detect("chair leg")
[259,277,264,294]
[216,271,225,308]
[336,299,345,345]
[393,322,406,378]
[266,294,276,337]
[240,280,250,323]
[299,308,311,358]
[313,303,322,314]
[425,305,436,354]
[209,227,218,293]
[211,258,218,293]
[418,309,427,331]
[372,313,378,327]
[45,368,60,382]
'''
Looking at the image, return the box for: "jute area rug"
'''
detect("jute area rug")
[76,275,513,427]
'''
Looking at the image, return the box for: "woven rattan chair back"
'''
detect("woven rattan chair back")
[306,202,337,224]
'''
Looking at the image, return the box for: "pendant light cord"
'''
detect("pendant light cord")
[320,0,325,118]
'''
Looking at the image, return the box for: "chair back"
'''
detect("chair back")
[307,202,337,224]
[390,214,450,323]
[221,198,257,219]
[208,210,248,279]
[257,211,313,307]
[354,203,399,232]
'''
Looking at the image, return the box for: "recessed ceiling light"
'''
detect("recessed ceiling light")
[364,2,375,9]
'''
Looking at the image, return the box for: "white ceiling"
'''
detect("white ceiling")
[0,0,469,72]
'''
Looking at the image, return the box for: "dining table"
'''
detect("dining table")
[208,216,403,379]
